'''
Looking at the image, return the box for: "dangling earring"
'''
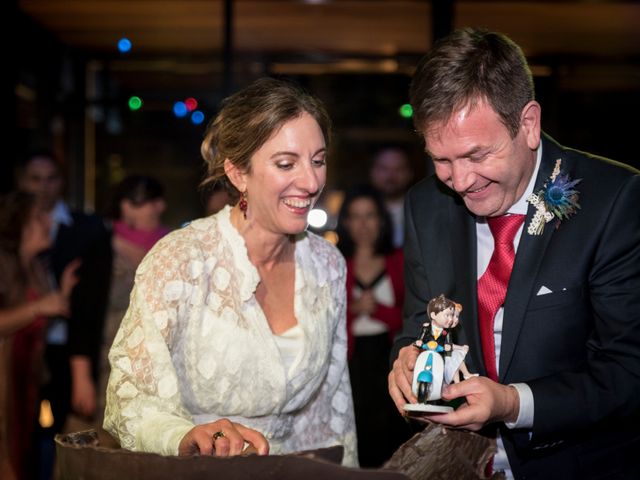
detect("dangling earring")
[239,190,248,220]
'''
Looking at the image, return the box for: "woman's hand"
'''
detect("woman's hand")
[34,291,71,317]
[33,259,82,318]
[60,258,82,297]
[349,290,377,316]
[178,419,269,457]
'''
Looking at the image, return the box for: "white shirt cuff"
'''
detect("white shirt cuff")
[504,383,534,429]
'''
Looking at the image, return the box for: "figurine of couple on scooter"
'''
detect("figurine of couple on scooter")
[404,294,477,413]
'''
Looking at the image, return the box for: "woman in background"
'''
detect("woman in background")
[0,191,78,479]
[337,184,409,467]
[96,175,169,439]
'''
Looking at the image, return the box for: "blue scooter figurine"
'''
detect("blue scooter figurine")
[404,295,473,414]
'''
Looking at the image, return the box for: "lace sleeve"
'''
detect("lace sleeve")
[291,254,359,466]
[103,237,196,455]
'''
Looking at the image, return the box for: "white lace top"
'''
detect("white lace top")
[103,206,357,466]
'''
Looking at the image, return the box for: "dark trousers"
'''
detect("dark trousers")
[349,333,411,467]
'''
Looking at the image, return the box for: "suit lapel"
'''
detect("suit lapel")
[449,197,483,373]
[499,137,561,381]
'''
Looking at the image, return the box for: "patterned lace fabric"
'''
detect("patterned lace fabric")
[104,206,357,466]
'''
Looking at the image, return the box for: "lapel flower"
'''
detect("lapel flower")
[526,159,582,235]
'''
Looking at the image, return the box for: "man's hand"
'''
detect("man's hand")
[388,345,420,414]
[419,376,520,431]
[179,419,269,457]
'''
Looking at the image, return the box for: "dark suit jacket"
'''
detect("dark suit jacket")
[392,134,640,479]
[42,208,112,430]
[51,210,112,375]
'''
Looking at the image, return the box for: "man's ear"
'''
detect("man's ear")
[223,159,246,192]
[520,100,542,150]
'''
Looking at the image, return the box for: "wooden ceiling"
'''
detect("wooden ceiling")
[18,0,640,93]
[19,0,640,57]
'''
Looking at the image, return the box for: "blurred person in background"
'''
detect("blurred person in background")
[203,181,233,216]
[369,146,414,248]
[336,184,408,467]
[95,175,170,443]
[17,150,112,478]
[0,191,78,479]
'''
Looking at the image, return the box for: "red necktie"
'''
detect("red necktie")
[477,214,525,382]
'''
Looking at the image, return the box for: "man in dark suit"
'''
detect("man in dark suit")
[388,29,640,479]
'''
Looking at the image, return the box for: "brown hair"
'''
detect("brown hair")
[0,191,36,254]
[410,28,534,138]
[0,192,38,304]
[427,294,455,319]
[200,77,331,195]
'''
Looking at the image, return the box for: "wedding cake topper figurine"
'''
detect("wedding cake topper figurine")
[404,294,476,413]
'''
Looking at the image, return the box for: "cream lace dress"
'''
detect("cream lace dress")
[103,206,357,466]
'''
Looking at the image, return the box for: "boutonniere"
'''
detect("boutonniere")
[526,159,582,235]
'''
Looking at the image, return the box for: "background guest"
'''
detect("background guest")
[95,175,170,442]
[369,146,414,247]
[337,184,408,467]
[17,151,112,478]
[202,181,234,216]
[0,191,78,479]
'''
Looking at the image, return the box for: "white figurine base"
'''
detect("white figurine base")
[403,403,453,414]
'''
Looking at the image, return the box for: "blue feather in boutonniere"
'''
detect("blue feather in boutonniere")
[526,159,582,235]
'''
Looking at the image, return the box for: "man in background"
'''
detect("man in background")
[369,146,414,247]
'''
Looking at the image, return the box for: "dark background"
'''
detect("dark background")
[8,0,640,227]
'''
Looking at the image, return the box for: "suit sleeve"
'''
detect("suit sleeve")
[67,218,113,376]
[390,192,432,363]
[529,174,640,440]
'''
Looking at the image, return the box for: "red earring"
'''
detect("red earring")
[239,191,248,219]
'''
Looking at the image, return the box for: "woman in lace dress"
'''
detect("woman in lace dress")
[104,78,357,466]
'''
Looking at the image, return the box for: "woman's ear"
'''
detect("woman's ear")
[224,159,247,193]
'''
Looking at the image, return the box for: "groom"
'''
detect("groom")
[388,28,640,478]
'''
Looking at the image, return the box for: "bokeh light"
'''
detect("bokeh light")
[118,38,132,53]
[128,96,143,111]
[307,208,328,228]
[185,97,198,112]
[399,103,413,118]
[190,110,205,125]
[173,101,188,118]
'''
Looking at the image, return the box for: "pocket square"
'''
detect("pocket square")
[536,286,553,296]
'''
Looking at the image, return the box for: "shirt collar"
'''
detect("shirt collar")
[50,200,73,239]
[507,143,543,215]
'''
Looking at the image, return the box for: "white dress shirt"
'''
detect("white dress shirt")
[476,146,542,477]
